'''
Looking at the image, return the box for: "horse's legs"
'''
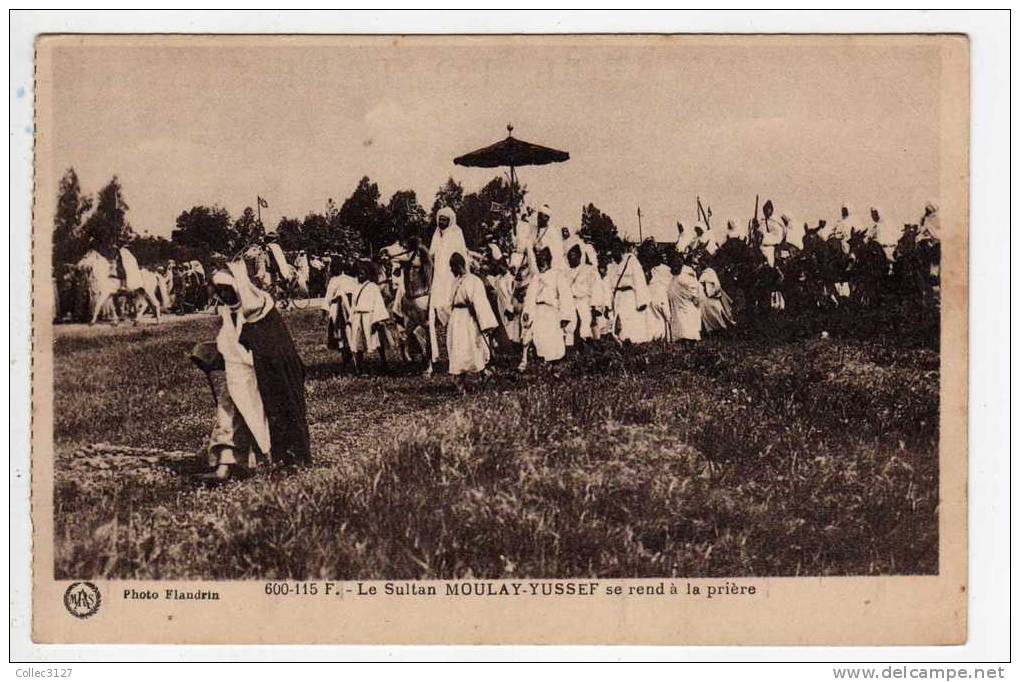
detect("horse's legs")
[518,341,530,371]
[133,291,148,325]
[91,290,112,325]
[412,324,429,360]
[146,289,162,323]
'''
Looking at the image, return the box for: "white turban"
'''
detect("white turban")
[436,205,458,227]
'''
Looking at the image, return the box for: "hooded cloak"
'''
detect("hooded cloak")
[611,253,652,344]
[210,270,272,457]
[118,247,144,291]
[699,267,735,332]
[667,265,703,341]
[429,206,468,311]
[226,260,310,465]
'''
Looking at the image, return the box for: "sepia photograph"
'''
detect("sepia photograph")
[27,30,971,646]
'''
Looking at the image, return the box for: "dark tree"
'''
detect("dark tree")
[171,205,235,256]
[53,168,93,266]
[276,217,306,251]
[129,235,204,267]
[430,177,465,223]
[457,176,523,250]
[81,176,133,256]
[580,203,625,265]
[311,209,365,259]
[338,176,390,251]
[385,189,428,243]
[232,207,261,254]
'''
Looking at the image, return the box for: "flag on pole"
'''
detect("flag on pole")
[258,196,269,208]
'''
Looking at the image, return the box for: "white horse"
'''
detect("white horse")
[77,249,165,325]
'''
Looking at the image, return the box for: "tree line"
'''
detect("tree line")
[52,167,629,271]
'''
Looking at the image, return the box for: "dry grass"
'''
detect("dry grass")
[52,303,939,579]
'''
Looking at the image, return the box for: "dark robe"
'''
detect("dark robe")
[239,307,311,465]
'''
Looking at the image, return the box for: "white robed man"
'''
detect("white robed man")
[349,260,391,372]
[759,214,785,267]
[116,244,163,323]
[781,214,805,250]
[563,244,597,347]
[522,246,573,367]
[647,261,672,341]
[321,258,358,363]
[831,206,854,254]
[117,245,144,291]
[667,263,703,342]
[447,252,499,376]
[699,266,735,333]
[246,243,273,289]
[561,223,598,271]
[265,238,295,282]
[515,203,566,274]
[294,251,311,295]
[590,261,613,339]
[427,206,468,373]
[610,249,652,344]
[874,207,903,261]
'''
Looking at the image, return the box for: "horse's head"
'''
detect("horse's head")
[76,249,109,274]
[847,227,867,252]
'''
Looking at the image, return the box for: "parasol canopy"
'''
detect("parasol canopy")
[453,124,569,227]
[454,124,570,168]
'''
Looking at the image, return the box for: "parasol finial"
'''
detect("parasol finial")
[507,122,514,136]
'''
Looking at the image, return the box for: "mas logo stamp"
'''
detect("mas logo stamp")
[63,582,101,619]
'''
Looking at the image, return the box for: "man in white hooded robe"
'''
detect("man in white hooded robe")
[522,247,573,364]
[647,260,672,341]
[447,253,499,375]
[349,261,391,369]
[610,250,652,344]
[563,244,597,346]
[321,259,358,359]
[427,206,467,370]
[515,203,565,274]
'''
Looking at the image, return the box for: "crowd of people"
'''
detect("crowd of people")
[62,196,942,482]
[317,199,942,379]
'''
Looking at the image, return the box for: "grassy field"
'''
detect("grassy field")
[52,303,940,579]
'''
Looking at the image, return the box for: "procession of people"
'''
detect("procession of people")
[317,197,942,380]
[59,190,943,483]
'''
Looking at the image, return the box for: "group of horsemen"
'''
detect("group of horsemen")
[60,235,332,325]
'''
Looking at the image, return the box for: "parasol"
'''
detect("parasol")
[453,123,569,225]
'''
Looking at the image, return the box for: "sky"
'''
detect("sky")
[45,35,946,243]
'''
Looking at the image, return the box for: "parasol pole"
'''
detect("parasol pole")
[510,164,518,229]
[507,123,518,230]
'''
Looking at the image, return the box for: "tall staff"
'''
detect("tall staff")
[257,195,269,235]
[637,207,643,242]
[697,195,712,230]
